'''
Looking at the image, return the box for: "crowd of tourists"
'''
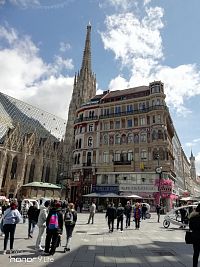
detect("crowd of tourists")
[0,198,77,255]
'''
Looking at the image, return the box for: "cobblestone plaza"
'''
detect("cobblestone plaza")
[0,212,193,267]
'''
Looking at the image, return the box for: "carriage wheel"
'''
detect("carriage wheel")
[163,220,170,228]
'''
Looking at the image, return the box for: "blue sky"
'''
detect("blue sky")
[0,0,200,174]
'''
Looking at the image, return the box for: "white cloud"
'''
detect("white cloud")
[9,0,40,8]
[108,75,128,91]
[2,0,72,9]
[0,24,73,119]
[100,3,200,116]
[59,42,71,52]
[195,152,200,176]
[52,55,74,74]
[24,75,73,119]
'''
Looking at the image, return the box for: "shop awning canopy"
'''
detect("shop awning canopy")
[83,192,120,198]
[122,194,142,199]
[180,196,199,201]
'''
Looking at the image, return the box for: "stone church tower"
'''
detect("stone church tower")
[190,150,197,181]
[63,24,96,179]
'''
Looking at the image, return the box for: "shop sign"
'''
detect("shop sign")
[92,185,119,194]
[160,185,172,193]
[119,184,158,192]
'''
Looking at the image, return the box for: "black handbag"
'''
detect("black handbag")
[56,235,61,247]
[185,231,193,244]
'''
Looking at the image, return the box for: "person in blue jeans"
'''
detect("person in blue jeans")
[3,202,21,254]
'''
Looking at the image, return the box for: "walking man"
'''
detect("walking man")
[27,201,39,238]
[87,201,96,224]
[105,203,116,232]
[116,203,124,232]
[141,204,147,220]
[124,201,132,228]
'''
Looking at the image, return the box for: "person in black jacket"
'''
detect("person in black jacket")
[105,203,116,233]
[27,201,39,238]
[64,203,77,252]
[116,203,124,232]
[189,204,200,267]
[124,201,132,228]
[44,202,63,255]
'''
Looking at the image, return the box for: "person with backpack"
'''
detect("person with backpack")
[64,203,77,252]
[27,201,39,238]
[2,202,21,254]
[44,202,63,256]
[35,200,50,252]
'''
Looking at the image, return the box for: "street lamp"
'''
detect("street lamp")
[155,154,162,205]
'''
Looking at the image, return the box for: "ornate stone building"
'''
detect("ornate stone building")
[0,92,66,198]
[71,81,195,210]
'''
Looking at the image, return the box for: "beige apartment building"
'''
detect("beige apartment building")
[72,81,183,210]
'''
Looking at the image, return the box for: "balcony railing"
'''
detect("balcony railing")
[74,105,168,123]
[74,115,98,124]
[113,160,132,165]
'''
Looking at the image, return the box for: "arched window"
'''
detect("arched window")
[152,130,158,140]
[140,133,147,142]
[79,139,82,148]
[23,162,28,184]
[115,134,121,144]
[141,149,147,160]
[127,133,133,143]
[74,155,77,164]
[103,134,108,145]
[29,159,35,183]
[103,152,109,163]
[121,151,127,162]
[121,134,127,144]
[2,155,9,188]
[87,152,92,166]
[75,140,78,149]
[158,130,164,140]
[159,148,165,160]
[128,151,133,161]
[45,163,50,183]
[88,137,93,147]
[134,134,139,143]
[153,149,159,160]
[10,156,18,179]
[77,153,80,164]
[114,151,121,161]
[41,165,45,182]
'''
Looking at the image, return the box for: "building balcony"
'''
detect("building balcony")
[99,105,168,120]
[113,160,132,165]
[74,115,98,124]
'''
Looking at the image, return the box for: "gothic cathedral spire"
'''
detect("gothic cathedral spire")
[63,24,96,181]
[190,150,197,181]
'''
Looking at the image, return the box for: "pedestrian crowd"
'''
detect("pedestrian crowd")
[0,198,77,256]
[105,201,150,233]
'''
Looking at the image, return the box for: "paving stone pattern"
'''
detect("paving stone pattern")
[0,213,193,267]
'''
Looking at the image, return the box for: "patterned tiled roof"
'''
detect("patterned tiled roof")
[0,91,66,141]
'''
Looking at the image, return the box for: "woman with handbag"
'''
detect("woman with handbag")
[189,204,200,267]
